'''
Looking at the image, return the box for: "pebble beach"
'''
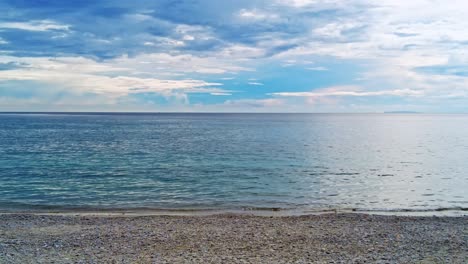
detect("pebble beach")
[0,213,466,263]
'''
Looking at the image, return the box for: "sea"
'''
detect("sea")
[0,113,466,214]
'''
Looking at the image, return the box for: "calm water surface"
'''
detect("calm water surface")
[0,113,467,212]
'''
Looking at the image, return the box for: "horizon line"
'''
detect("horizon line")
[1,111,465,115]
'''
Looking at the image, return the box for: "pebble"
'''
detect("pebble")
[0,213,466,263]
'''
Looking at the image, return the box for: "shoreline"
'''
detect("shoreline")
[0,207,467,217]
[1,213,466,263]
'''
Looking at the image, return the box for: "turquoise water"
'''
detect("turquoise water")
[0,113,467,212]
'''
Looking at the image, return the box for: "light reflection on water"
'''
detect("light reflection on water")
[0,113,467,212]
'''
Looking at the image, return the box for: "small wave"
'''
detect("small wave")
[2,203,466,218]
[378,174,394,177]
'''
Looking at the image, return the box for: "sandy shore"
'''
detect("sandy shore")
[0,213,466,263]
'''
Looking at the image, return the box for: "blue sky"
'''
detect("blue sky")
[1,0,468,112]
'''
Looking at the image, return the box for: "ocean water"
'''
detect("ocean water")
[0,113,467,213]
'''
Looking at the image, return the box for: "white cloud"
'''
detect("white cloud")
[111,52,253,76]
[0,68,222,96]
[210,92,232,96]
[224,98,284,107]
[125,13,154,22]
[174,24,214,42]
[218,44,266,60]
[276,0,320,7]
[271,0,468,103]
[306,66,328,71]
[0,55,228,98]
[272,85,424,98]
[312,21,364,40]
[248,82,264,86]
[0,20,70,31]
[238,9,280,21]
[0,38,261,102]
[283,0,468,66]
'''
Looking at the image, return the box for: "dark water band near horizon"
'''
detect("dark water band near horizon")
[0,113,467,215]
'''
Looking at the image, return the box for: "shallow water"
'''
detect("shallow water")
[0,113,467,212]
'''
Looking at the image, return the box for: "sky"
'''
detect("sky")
[1,0,468,112]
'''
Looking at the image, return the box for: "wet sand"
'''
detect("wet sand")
[0,213,466,263]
